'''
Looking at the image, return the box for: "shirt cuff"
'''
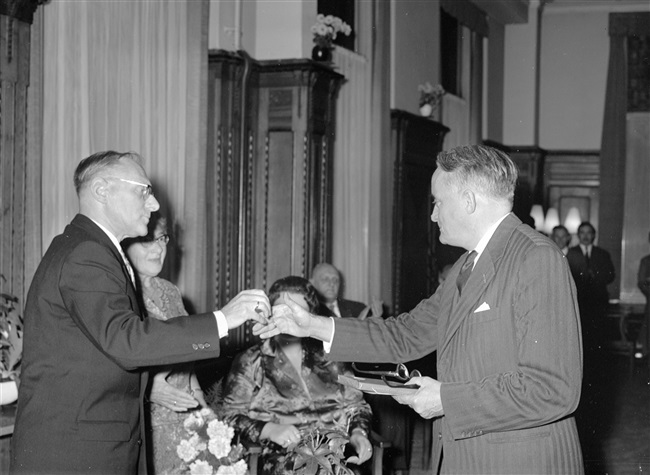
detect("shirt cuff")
[214,311,228,339]
[322,316,335,353]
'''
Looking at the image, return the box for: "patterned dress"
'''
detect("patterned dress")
[218,338,372,475]
[143,277,196,475]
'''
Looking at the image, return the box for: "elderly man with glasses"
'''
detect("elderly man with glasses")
[11,151,270,474]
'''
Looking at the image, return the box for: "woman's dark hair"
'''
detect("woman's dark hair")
[268,276,328,369]
[268,276,320,313]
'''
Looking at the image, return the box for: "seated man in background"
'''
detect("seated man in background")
[310,263,382,320]
[217,276,373,475]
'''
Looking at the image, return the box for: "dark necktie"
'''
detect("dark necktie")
[456,250,477,295]
[584,249,591,269]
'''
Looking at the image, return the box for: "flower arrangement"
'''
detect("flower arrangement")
[418,82,446,116]
[292,427,354,475]
[1,291,23,383]
[176,408,248,475]
[311,14,352,49]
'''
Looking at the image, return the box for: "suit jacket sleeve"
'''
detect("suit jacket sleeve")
[61,240,220,370]
[329,292,442,364]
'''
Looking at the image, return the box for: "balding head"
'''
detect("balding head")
[310,263,341,304]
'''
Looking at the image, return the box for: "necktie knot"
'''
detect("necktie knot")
[456,250,477,295]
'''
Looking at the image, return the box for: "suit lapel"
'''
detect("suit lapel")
[440,214,521,356]
[71,214,141,314]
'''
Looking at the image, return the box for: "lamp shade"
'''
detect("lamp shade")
[530,204,545,231]
[543,207,560,235]
[564,207,582,234]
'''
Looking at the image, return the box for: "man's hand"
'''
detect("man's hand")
[149,371,199,412]
[220,289,270,329]
[347,429,373,464]
[252,293,324,339]
[392,376,444,419]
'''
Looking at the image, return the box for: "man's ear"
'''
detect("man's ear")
[90,177,111,204]
[463,189,477,214]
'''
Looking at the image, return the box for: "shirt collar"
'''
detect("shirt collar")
[89,218,123,254]
[469,212,510,269]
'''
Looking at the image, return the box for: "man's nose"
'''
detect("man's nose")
[147,195,160,211]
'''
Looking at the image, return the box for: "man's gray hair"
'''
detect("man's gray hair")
[73,151,143,195]
[436,145,518,203]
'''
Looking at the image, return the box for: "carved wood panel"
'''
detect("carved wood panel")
[206,52,343,353]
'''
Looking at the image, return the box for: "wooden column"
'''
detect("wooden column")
[0,0,40,301]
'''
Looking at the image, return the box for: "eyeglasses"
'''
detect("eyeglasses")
[351,362,421,387]
[142,234,170,247]
[114,177,154,200]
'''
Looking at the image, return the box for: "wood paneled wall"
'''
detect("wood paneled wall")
[206,51,343,353]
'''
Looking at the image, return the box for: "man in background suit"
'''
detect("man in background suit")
[567,221,615,354]
[551,224,571,255]
[257,145,584,474]
[11,151,270,474]
[310,263,382,320]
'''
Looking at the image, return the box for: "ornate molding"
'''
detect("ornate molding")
[0,0,48,24]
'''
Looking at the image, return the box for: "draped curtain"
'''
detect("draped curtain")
[599,12,650,301]
[330,47,371,301]
[39,0,208,302]
[330,1,390,303]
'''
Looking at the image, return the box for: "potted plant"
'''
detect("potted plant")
[292,427,355,475]
[310,14,352,62]
[418,82,446,117]
[1,290,23,405]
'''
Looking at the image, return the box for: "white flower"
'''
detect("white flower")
[177,438,199,463]
[189,459,214,475]
[207,419,234,443]
[216,460,248,475]
[190,433,207,452]
[184,411,206,432]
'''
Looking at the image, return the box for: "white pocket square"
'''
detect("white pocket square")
[474,302,490,313]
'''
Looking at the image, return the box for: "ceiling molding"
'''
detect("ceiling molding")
[470,0,530,25]
[546,0,650,14]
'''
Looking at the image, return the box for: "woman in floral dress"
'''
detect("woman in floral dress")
[217,276,373,474]
[124,214,206,474]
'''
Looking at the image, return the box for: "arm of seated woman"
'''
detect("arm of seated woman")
[347,428,373,465]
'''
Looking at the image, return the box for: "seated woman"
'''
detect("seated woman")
[217,276,373,474]
[123,213,206,474]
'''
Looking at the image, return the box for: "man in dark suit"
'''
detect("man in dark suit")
[566,221,615,354]
[310,263,381,319]
[256,145,584,474]
[11,151,270,474]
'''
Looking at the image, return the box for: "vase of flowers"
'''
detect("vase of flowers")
[176,408,248,475]
[310,14,352,62]
[1,291,23,405]
[418,82,446,117]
